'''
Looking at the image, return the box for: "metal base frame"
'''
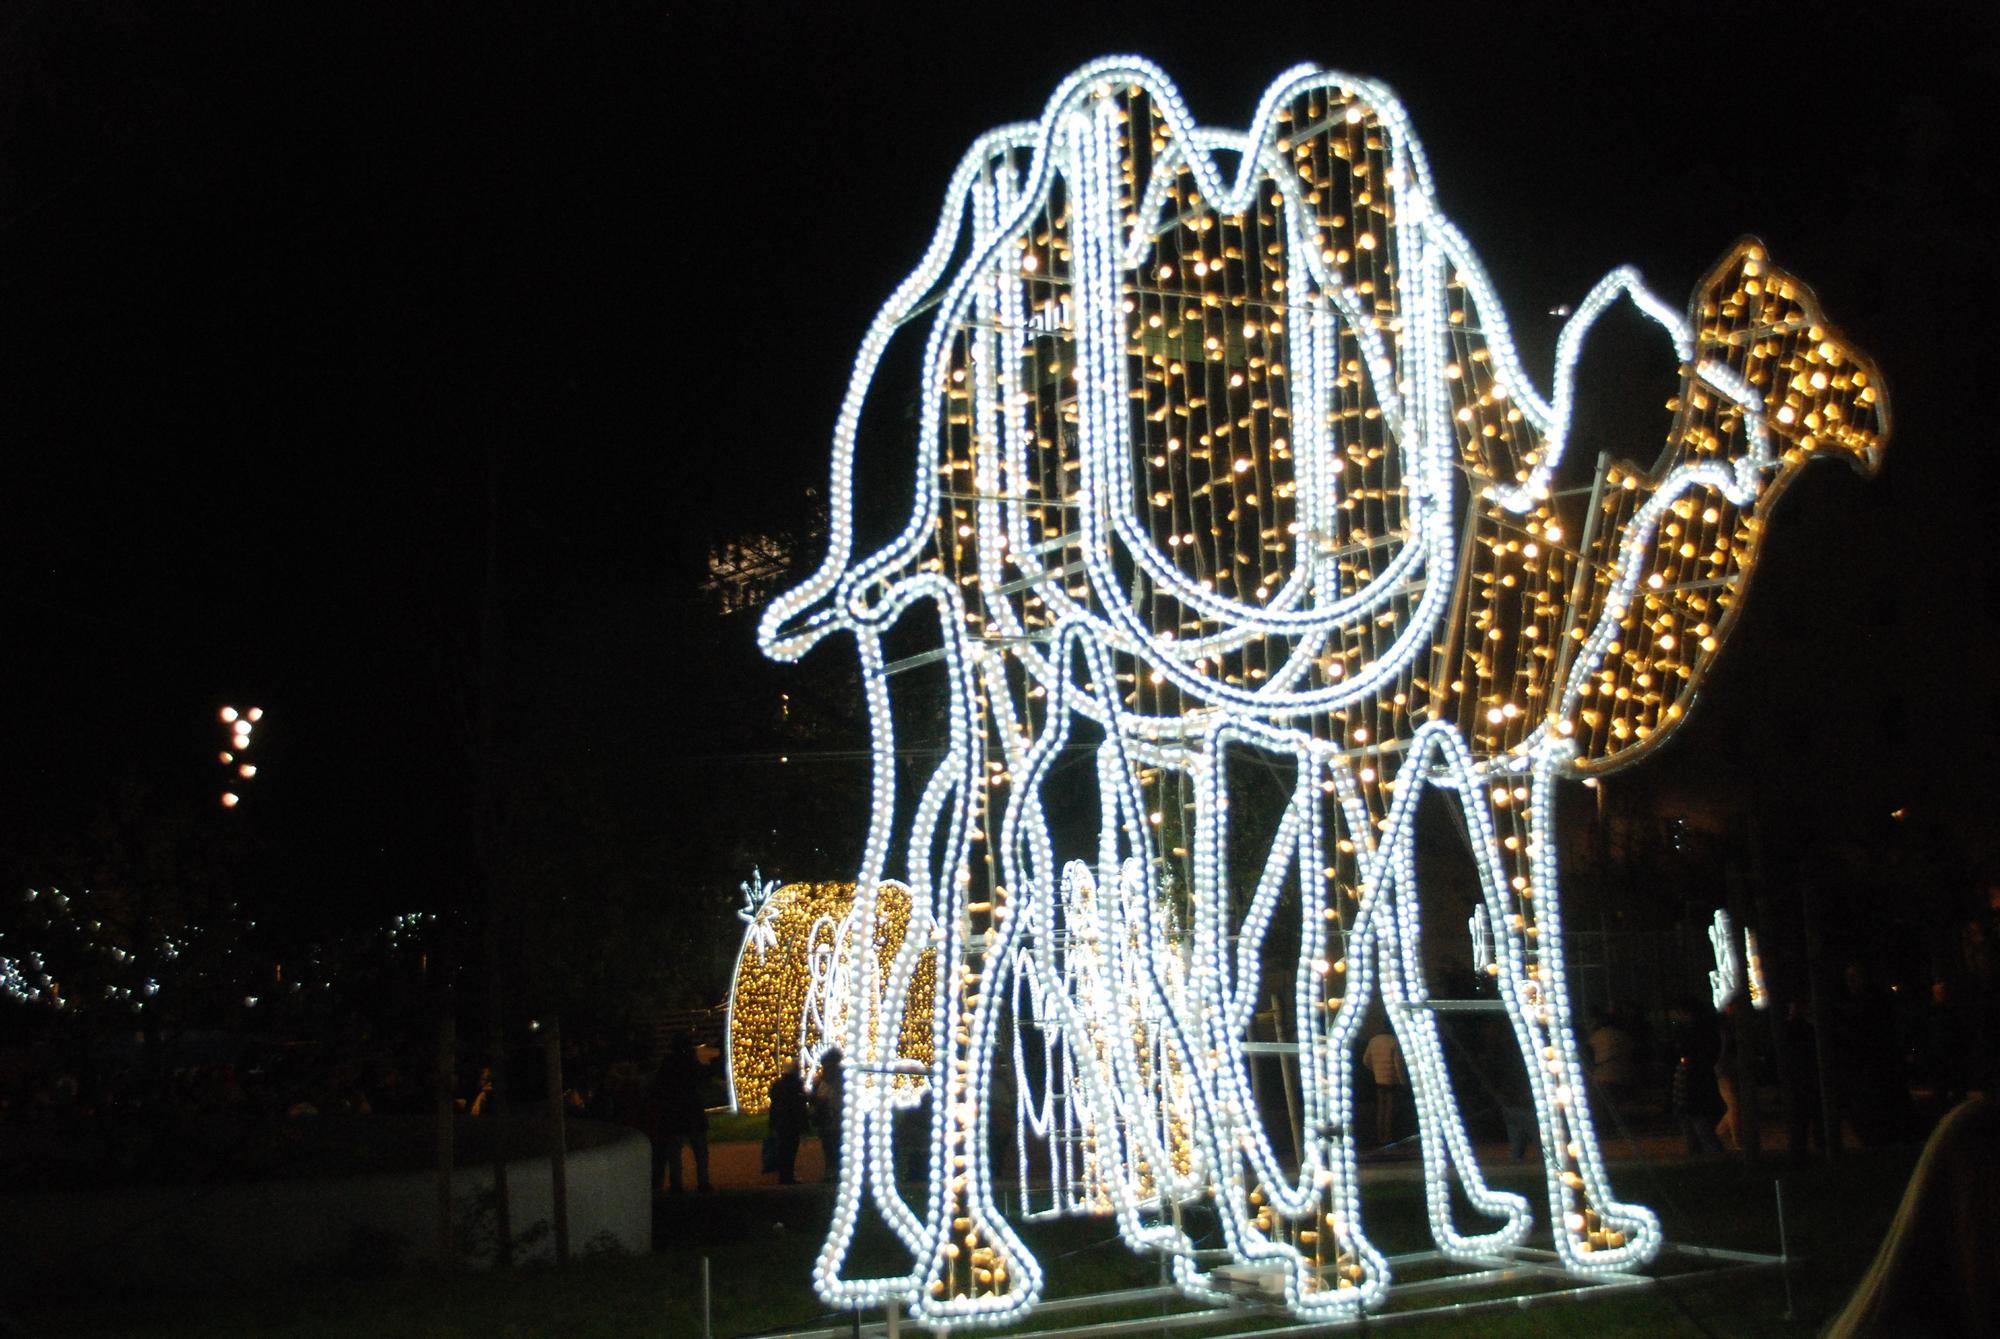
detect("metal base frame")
[760,1241,1785,1339]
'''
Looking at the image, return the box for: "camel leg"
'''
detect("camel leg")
[1480,760,1660,1271]
[1289,882,1393,1312]
[1158,743,1393,1314]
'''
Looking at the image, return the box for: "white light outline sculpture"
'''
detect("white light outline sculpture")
[1470,904,1494,978]
[1707,910,1770,1013]
[798,893,935,1092]
[1708,908,1743,1011]
[758,57,1886,1326]
[739,867,782,961]
[722,868,783,1114]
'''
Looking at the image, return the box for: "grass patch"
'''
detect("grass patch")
[704,1109,768,1144]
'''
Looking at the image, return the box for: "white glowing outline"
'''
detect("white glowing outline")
[738,867,781,961]
[756,57,1883,1326]
[721,869,781,1113]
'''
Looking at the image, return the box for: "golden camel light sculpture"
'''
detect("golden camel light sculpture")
[724,875,936,1113]
[758,56,1886,1327]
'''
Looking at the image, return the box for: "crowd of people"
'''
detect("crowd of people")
[1338,940,1996,1168]
[1630,948,1994,1158]
[0,1020,851,1197]
[0,1039,438,1129]
[7,931,1992,1195]
[0,1023,709,1143]
[626,1037,848,1194]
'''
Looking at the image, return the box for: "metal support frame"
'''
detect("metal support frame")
[753,1240,1786,1339]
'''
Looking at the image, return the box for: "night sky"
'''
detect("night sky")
[2,6,1992,969]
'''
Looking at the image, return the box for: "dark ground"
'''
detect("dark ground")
[11,1128,1923,1339]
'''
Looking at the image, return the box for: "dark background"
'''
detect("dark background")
[1,3,1993,1012]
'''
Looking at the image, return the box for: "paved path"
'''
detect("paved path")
[657,1132,830,1194]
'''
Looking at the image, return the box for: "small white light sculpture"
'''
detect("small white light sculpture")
[1470,904,1494,978]
[1708,909,1769,1013]
[1708,908,1743,1011]
[759,57,1887,1325]
[738,867,782,962]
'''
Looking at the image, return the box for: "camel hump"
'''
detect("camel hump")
[1271,84,1420,340]
[908,72,1442,688]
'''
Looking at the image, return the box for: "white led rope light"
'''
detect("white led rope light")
[757,57,1888,1327]
[1709,908,1743,1011]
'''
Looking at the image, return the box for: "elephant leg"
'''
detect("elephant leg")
[1245,765,1392,1314]
[909,873,1047,1326]
[1374,790,1532,1259]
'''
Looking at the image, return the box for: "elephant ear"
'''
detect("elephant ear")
[1554,242,1888,773]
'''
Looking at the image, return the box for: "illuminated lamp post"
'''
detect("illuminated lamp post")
[217,705,264,808]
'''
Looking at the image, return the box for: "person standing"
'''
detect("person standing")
[767,1060,809,1185]
[1781,1000,1823,1159]
[651,1033,716,1194]
[1714,1001,1744,1152]
[1668,1000,1725,1155]
[1484,1017,1537,1161]
[1586,1009,1637,1106]
[811,1049,846,1181]
[1362,1029,1405,1147]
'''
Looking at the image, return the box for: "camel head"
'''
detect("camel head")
[1683,240,1887,478]
[1547,240,1889,773]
